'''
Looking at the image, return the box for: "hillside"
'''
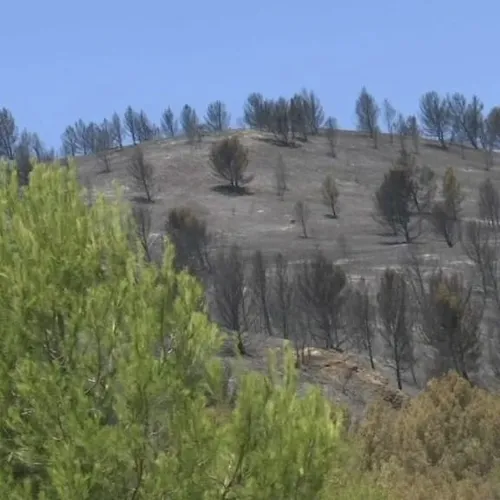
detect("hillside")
[76,128,500,412]
[77,128,498,272]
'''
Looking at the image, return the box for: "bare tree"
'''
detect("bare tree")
[248,250,273,336]
[205,100,230,133]
[209,136,252,191]
[61,125,79,156]
[14,142,33,187]
[275,154,287,200]
[131,205,153,262]
[160,106,178,138]
[127,146,156,203]
[165,206,212,275]
[179,104,201,145]
[374,165,419,242]
[347,278,376,369]
[0,107,18,159]
[136,110,157,143]
[243,92,272,131]
[479,118,496,171]
[124,106,138,145]
[270,97,293,146]
[111,112,124,148]
[324,116,338,157]
[383,99,397,144]
[300,88,325,136]
[29,132,52,162]
[427,270,483,381]
[407,115,420,154]
[447,93,484,150]
[461,220,500,310]
[294,200,310,238]
[478,178,500,228]
[419,91,452,149]
[355,87,379,138]
[321,175,339,218]
[486,106,500,149]
[211,244,249,353]
[430,167,464,247]
[395,113,410,153]
[269,252,296,340]
[295,250,348,350]
[95,123,113,173]
[372,126,380,149]
[377,268,414,390]
[289,94,308,142]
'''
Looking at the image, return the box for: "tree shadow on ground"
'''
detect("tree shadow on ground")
[210,185,254,197]
[253,136,302,149]
[131,195,155,204]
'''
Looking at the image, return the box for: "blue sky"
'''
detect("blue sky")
[1,0,498,150]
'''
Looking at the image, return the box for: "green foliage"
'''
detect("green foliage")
[0,161,381,499]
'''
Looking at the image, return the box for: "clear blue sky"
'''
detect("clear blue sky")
[1,0,498,150]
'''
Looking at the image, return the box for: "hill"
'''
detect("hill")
[75,128,500,407]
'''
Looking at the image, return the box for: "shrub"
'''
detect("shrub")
[210,135,253,190]
[165,205,211,274]
[359,372,500,499]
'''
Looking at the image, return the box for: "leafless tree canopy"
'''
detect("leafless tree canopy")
[355,87,379,138]
[423,270,483,381]
[295,250,348,350]
[180,104,201,143]
[248,250,273,336]
[321,175,339,218]
[383,99,396,144]
[430,167,463,247]
[419,91,452,149]
[165,206,212,276]
[347,278,376,369]
[0,107,18,159]
[124,106,138,145]
[374,164,419,242]
[269,252,296,340]
[324,116,338,157]
[275,154,287,200]
[205,100,230,133]
[294,200,310,238]
[478,178,500,228]
[111,112,124,148]
[447,93,484,150]
[243,93,273,131]
[377,268,414,390]
[14,143,33,187]
[131,205,153,261]
[161,106,178,138]
[127,146,156,203]
[211,244,249,353]
[209,136,252,190]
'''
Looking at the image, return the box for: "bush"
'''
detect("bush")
[359,371,500,499]
[0,162,381,499]
[165,205,211,274]
[210,135,253,190]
